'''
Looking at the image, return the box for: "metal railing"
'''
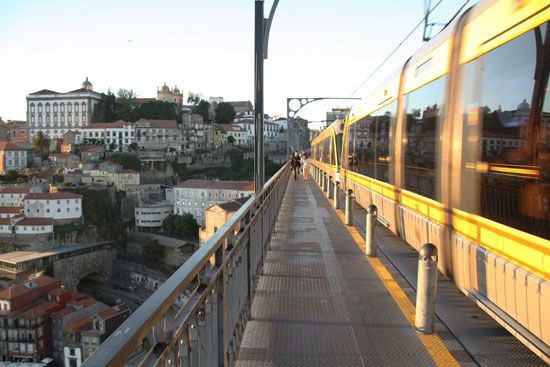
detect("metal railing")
[83,163,290,367]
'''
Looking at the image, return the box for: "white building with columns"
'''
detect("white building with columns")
[27,77,102,140]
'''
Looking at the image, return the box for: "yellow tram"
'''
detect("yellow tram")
[311,0,549,359]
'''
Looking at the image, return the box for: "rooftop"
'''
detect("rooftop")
[24,192,82,200]
[175,179,254,192]
[0,187,29,194]
[0,141,26,151]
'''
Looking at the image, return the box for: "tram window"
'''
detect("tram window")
[403,77,446,200]
[374,102,396,183]
[460,22,549,238]
[346,102,396,183]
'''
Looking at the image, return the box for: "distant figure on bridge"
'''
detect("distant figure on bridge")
[301,151,309,181]
[290,150,301,180]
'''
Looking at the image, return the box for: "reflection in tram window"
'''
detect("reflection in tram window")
[461,22,549,238]
[345,102,396,184]
[403,77,446,200]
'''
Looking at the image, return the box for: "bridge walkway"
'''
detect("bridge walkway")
[235,178,474,367]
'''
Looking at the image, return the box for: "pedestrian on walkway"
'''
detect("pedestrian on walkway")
[301,151,309,181]
[290,150,301,180]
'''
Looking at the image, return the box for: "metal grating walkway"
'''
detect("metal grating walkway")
[235,178,466,367]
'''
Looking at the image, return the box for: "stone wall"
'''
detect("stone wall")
[53,248,114,290]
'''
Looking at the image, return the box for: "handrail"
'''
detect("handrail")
[83,162,290,367]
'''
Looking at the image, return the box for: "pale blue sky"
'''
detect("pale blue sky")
[0,0,470,123]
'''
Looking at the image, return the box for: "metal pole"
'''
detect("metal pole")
[254,0,265,193]
[415,243,438,334]
[333,181,339,209]
[365,205,377,257]
[345,190,353,226]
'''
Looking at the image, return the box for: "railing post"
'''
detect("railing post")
[365,205,377,257]
[326,177,331,198]
[415,243,438,334]
[345,189,353,226]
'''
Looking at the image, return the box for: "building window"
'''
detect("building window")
[75,114,79,123]
[61,115,65,123]
[75,104,79,112]
[82,103,86,112]
[82,114,86,123]
[46,104,50,113]
[60,103,65,112]
[68,103,72,112]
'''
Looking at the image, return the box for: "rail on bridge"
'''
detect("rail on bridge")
[82,163,291,367]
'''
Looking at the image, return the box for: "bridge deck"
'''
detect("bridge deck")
[235,178,472,366]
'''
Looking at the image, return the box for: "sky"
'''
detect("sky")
[0,0,471,127]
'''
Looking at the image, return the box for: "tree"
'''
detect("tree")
[92,92,117,123]
[162,213,199,239]
[5,170,18,182]
[109,153,141,170]
[215,102,235,124]
[197,100,210,122]
[143,238,164,263]
[32,131,50,157]
[227,135,235,145]
[116,88,139,121]
[129,142,138,151]
[187,92,202,106]
[139,100,179,120]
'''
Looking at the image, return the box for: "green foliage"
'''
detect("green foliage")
[32,131,50,155]
[91,92,117,123]
[52,174,64,183]
[197,100,210,122]
[116,88,139,122]
[139,100,179,120]
[187,92,202,106]
[214,102,236,124]
[62,181,72,188]
[4,170,19,182]
[61,187,128,246]
[109,153,141,170]
[171,148,283,182]
[143,238,164,263]
[162,213,199,240]
[129,142,138,151]
[227,135,235,144]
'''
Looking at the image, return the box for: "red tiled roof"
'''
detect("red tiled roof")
[19,301,60,318]
[83,120,129,129]
[0,187,29,194]
[49,288,70,297]
[135,118,177,128]
[0,284,28,300]
[37,169,59,179]
[13,134,28,142]
[176,179,254,191]
[29,89,60,95]
[0,207,22,214]
[0,141,26,151]
[29,275,60,288]
[0,218,12,225]
[80,145,104,153]
[24,192,82,200]
[16,218,54,226]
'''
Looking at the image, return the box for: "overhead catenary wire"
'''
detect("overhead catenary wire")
[340,0,446,106]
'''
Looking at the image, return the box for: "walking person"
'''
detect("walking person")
[290,150,301,180]
[301,151,309,181]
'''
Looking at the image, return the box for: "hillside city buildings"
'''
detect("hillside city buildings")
[0,77,296,365]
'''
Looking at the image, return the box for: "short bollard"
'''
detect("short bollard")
[345,190,353,226]
[365,205,377,257]
[333,181,339,209]
[415,243,438,334]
